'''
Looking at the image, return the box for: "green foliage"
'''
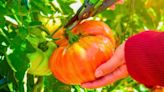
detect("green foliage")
[98,0,164,45]
[0,0,163,92]
[44,75,71,92]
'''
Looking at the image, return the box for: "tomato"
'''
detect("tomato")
[49,20,115,84]
[27,36,57,76]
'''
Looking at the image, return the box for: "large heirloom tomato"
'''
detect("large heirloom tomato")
[49,20,115,84]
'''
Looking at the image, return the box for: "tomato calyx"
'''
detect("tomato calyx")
[37,36,59,52]
[65,29,80,44]
[38,41,48,52]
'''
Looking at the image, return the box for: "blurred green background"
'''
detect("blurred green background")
[0,0,163,92]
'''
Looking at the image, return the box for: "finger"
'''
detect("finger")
[95,43,125,78]
[81,64,128,89]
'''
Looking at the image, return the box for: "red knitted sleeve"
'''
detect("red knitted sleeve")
[125,31,164,87]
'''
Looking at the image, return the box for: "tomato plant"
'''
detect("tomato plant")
[0,0,163,92]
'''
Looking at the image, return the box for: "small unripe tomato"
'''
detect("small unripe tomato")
[27,36,57,76]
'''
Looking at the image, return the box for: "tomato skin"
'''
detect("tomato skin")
[49,20,115,84]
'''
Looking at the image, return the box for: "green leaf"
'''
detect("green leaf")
[29,21,42,27]
[44,75,71,92]
[6,0,18,14]
[0,18,6,28]
[5,36,36,91]
[19,27,28,39]
[7,50,28,80]
[5,0,29,16]
[26,74,34,92]
[89,0,99,4]
[0,6,8,17]
[30,0,54,15]
[21,0,30,10]
[0,34,9,53]
[0,59,10,77]
[57,0,75,15]
[0,58,17,92]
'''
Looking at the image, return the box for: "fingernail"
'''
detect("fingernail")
[95,70,103,78]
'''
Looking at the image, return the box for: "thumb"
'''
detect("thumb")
[95,43,125,78]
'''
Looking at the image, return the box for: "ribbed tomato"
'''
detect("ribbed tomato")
[49,20,115,84]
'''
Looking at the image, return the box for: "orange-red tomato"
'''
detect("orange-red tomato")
[49,20,115,84]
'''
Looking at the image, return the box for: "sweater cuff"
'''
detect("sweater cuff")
[125,31,164,87]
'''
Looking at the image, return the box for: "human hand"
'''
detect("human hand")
[81,43,129,89]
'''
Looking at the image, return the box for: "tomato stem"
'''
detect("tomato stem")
[51,25,63,37]
[64,0,117,31]
[65,29,79,44]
